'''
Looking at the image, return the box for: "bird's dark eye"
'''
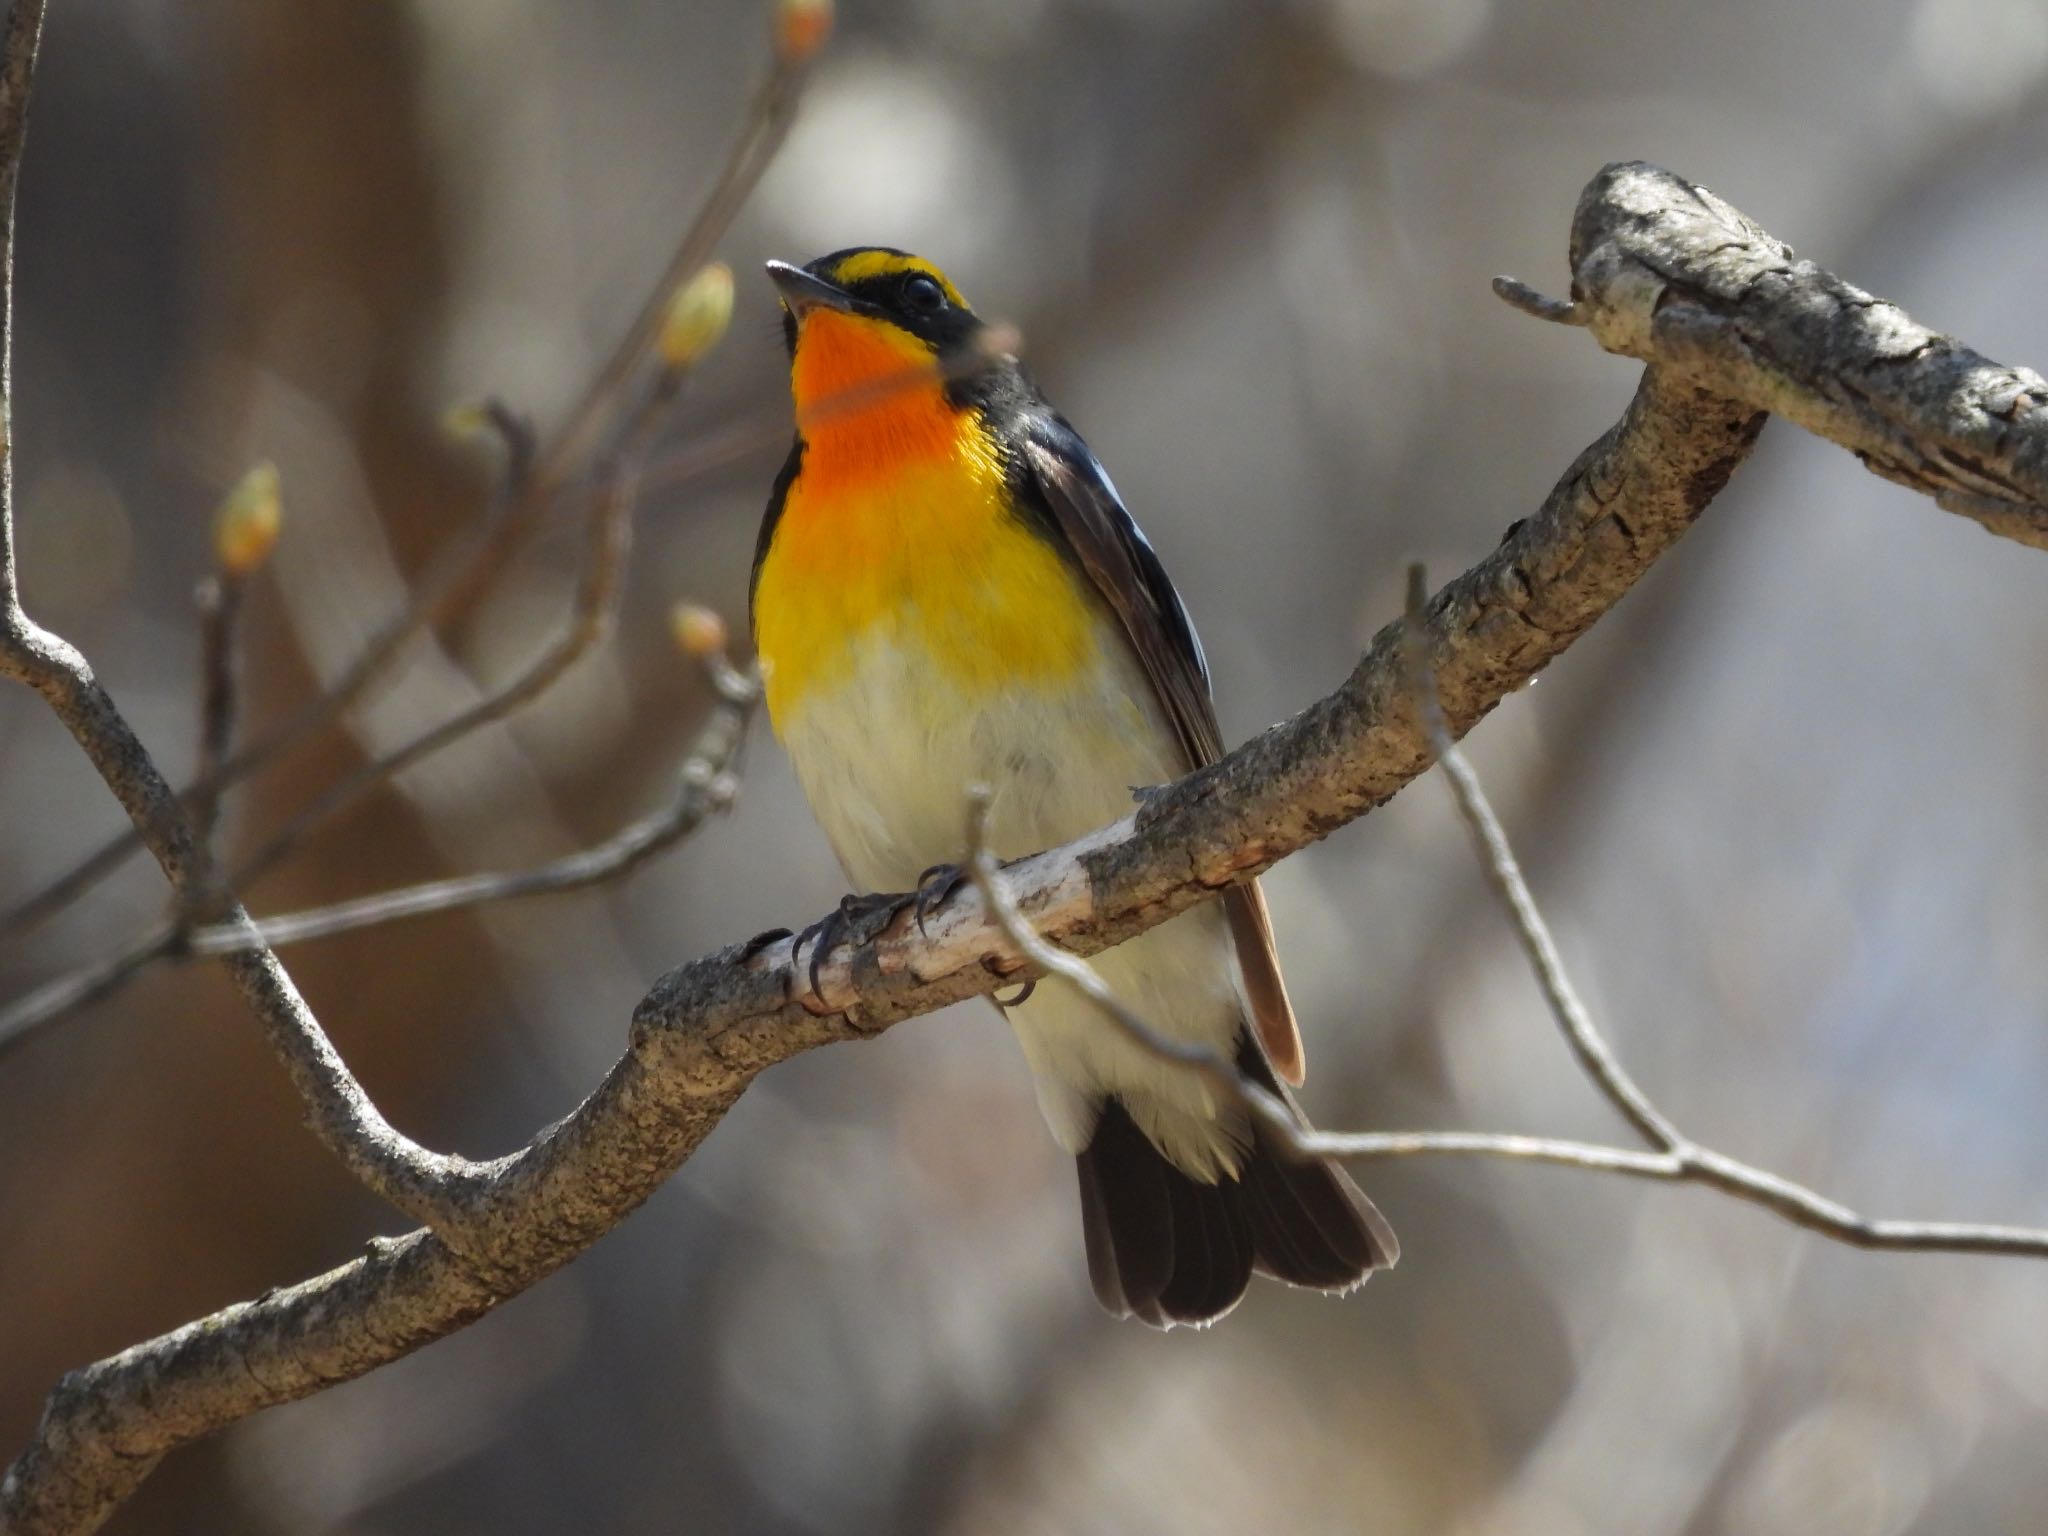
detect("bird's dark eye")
[902,274,946,314]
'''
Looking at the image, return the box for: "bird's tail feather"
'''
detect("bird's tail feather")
[1075,1035,1396,1327]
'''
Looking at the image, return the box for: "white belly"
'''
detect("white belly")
[775,622,1252,1178]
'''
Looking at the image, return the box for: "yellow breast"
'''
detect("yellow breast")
[753,392,1101,731]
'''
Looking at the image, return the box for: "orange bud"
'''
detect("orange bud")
[774,0,832,63]
[214,462,282,576]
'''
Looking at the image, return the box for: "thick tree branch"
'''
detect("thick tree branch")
[1509,159,2048,548]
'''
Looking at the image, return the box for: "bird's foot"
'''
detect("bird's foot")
[790,890,907,1011]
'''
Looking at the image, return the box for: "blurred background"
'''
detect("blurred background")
[5,0,2048,1530]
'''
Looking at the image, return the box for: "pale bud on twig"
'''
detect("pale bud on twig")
[669,601,729,660]
[658,263,735,372]
[774,0,832,64]
[213,462,282,576]
[440,399,492,442]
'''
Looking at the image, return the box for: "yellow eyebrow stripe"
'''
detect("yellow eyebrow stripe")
[827,250,969,308]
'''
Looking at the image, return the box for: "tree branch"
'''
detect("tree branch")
[0,0,46,618]
[1507,159,2048,549]
[10,156,2048,1535]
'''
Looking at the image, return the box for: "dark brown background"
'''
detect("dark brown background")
[4,1,2047,1531]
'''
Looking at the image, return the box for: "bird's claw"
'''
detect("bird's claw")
[792,891,903,1009]
[736,926,794,964]
[778,865,977,1012]
[912,862,967,938]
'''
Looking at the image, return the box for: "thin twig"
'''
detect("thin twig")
[1392,560,2048,1256]
[1491,274,1584,326]
[190,659,757,955]
[0,927,171,1054]
[229,395,664,888]
[0,655,755,1054]
[0,44,814,938]
[187,575,245,868]
[0,0,45,620]
[1398,563,1683,1152]
[540,50,812,481]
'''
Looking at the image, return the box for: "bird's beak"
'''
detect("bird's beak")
[766,259,857,316]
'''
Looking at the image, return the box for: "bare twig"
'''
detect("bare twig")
[1397,563,1682,1152]
[1383,561,2048,1256]
[0,928,169,1053]
[187,574,247,875]
[0,40,815,939]
[0,653,754,1053]
[0,410,659,1051]
[190,657,757,955]
[1490,274,1583,326]
[229,402,659,887]
[0,0,46,618]
[540,52,811,483]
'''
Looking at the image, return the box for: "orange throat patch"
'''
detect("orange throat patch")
[755,310,1100,725]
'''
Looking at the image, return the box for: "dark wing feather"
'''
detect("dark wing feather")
[1016,415,1306,1085]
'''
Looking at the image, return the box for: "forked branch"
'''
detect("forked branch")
[6,103,2048,1536]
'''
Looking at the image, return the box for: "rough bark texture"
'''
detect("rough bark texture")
[1570,161,2048,547]
[10,156,2048,1535]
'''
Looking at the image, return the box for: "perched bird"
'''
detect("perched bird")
[751,248,1396,1325]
